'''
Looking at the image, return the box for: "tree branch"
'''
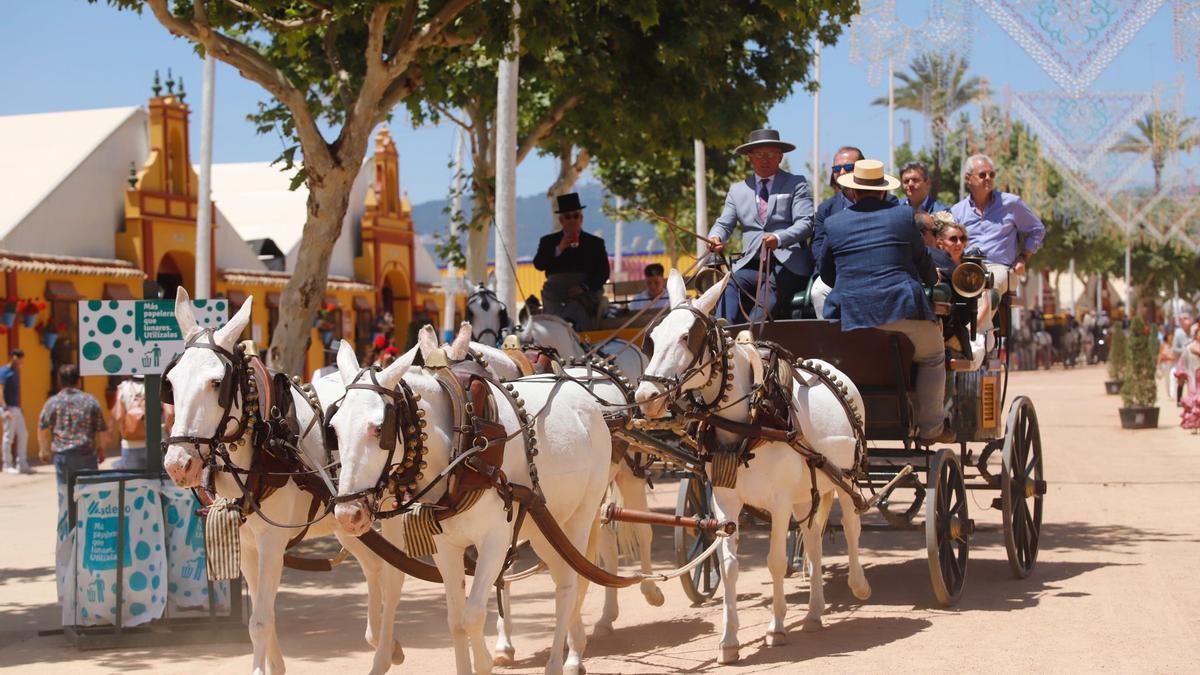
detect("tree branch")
[322,16,353,112]
[517,95,579,164]
[430,102,474,133]
[147,0,332,171]
[388,0,477,76]
[225,0,330,32]
[386,0,419,62]
[376,63,424,119]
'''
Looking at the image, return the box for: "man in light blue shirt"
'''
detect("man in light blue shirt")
[950,154,1045,295]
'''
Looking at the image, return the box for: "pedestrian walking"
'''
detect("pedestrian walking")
[0,349,30,474]
[109,375,147,470]
[37,364,106,484]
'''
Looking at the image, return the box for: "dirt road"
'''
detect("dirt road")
[3,364,1199,673]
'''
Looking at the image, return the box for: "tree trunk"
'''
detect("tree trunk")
[267,167,357,374]
[465,119,495,284]
[546,145,590,228]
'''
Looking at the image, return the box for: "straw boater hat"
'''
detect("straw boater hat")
[735,128,796,155]
[836,159,901,191]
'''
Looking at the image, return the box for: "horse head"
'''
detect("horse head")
[163,287,254,488]
[634,269,728,419]
[465,284,509,346]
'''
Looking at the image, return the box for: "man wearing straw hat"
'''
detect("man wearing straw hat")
[819,159,954,444]
[706,128,815,322]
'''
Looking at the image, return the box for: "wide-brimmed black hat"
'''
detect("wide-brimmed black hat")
[554,193,587,213]
[735,128,796,155]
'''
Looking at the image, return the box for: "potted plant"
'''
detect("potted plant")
[19,298,45,328]
[1119,316,1159,429]
[38,320,63,350]
[1105,324,1126,395]
[1,297,16,328]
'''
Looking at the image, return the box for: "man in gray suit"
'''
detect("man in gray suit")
[706,128,814,322]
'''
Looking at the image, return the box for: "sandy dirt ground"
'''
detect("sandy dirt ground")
[3,364,1199,673]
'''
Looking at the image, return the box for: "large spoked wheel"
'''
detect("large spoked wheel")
[1002,396,1045,579]
[675,476,721,604]
[926,449,971,607]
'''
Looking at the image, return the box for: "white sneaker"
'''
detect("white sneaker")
[3,467,17,475]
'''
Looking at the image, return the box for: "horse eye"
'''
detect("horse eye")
[374,424,384,438]
[210,379,222,389]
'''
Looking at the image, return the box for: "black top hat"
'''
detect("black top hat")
[554,193,587,213]
[735,128,796,155]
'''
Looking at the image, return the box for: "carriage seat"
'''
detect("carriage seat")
[728,319,917,441]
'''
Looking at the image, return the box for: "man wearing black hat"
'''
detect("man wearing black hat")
[706,128,815,322]
[533,193,610,331]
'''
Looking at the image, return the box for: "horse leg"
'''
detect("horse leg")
[795,498,826,631]
[432,543,473,675]
[837,488,872,600]
[464,530,509,675]
[564,513,598,675]
[239,536,267,675]
[364,562,407,675]
[247,527,288,675]
[492,582,516,666]
[592,518,620,637]
[764,500,791,647]
[615,463,663,606]
[537,550,579,675]
[712,487,744,665]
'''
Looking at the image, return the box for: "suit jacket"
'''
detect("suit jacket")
[533,230,610,292]
[811,191,852,275]
[818,198,937,331]
[709,170,815,275]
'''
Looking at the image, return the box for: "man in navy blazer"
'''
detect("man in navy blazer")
[820,159,954,444]
[706,129,814,322]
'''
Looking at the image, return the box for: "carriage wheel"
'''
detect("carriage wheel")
[1001,396,1045,579]
[925,449,971,607]
[674,476,722,604]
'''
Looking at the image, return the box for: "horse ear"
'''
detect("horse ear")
[336,339,360,385]
[447,322,472,360]
[378,344,417,390]
[666,268,687,307]
[694,273,730,315]
[174,287,201,340]
[214,295,253,350]
[417,324,440,360]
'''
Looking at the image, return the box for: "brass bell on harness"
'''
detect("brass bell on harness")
[416,408,426,418]
[419,432,428,441]
[412,393,422,402]
[504,383,515,391]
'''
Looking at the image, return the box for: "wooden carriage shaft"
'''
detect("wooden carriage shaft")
[601,503,736,536]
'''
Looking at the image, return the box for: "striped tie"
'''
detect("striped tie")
[757,178,769,222]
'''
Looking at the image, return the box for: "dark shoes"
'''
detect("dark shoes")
[919,422,957,445]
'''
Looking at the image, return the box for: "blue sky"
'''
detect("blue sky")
[1,1,1196,205]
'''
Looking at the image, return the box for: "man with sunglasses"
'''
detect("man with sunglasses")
[533,192,609,331]
[950,154,1045,295]
[706,128,815,322]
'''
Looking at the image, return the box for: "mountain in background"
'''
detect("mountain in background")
[410,183,664,262]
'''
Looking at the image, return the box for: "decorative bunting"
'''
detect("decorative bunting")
[1010,90,1153,176]
[848,0,912,86]
[1174,0,1200,76]
[973,0,1167,96]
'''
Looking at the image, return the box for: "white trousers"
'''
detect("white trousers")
[2,406,29,471]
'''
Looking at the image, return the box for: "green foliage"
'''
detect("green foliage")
[1107,324,1127,381]
[1120,317,1158,408]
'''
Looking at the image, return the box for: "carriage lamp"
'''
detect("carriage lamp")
[951,261,990,299]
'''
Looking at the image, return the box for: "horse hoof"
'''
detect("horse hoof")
[564,663,586,675]
[718,645,740,664]
[493,647,515,667]
[851,582,872,601]
[642,585,665,607]
[591,621,614,638]
[765,630,788,647]
[802,617,824,632]
[391,640,405,665]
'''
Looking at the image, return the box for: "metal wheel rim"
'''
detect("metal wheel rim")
[1001,396,1044,579]
[925,449,969,607]
[674,477,721,604]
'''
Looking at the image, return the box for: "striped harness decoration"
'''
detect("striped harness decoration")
[205,497,244,581]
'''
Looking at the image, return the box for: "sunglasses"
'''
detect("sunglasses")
[972,171,997,179]
[831,163,856,173]
[944,236,966,243]
[560,212,583,220]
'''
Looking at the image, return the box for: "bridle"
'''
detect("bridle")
[640,303,735,417]
[467,287,510,345]
[161,329,253,465]
[325,367,428,516]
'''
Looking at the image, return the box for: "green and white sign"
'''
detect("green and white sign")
[78,300,229,376]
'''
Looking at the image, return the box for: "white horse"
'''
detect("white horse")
[163,289,406,675]
[520,313,647,383]
[466,284,511,347]
[329,327,612,675]
[438,322,663,657]
[634,270,872,664]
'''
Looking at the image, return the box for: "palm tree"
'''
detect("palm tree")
[1111,111,1199,193]
[874,52,982,193]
